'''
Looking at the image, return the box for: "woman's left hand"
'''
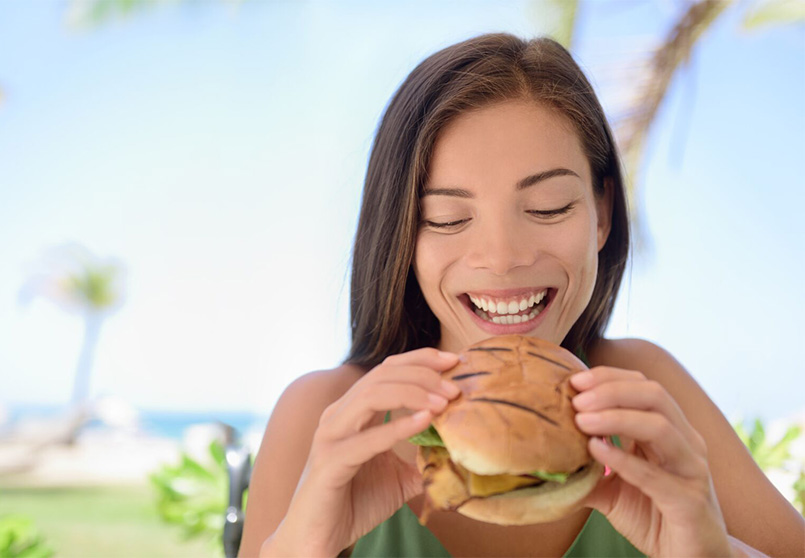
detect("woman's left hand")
[571,367,733,557]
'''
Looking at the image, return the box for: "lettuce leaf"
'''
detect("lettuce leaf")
[529,470,569,484]
[408,424,445,447]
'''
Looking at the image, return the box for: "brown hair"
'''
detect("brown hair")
[345,33,629,368]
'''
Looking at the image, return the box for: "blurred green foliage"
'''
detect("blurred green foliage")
[0,486,217,557]
[794,469,805,515]
[742,0,805,30]
[0,515,54,558]
[734,417,804,516]
[734,418,802,471]
[62,264,121,311]
[150,441,247,555]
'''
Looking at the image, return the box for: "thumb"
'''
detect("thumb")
[582,470,620,516]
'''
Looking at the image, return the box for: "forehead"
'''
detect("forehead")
[427,100,590,189]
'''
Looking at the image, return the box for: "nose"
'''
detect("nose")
[465,218,537,275]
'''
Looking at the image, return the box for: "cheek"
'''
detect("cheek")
[554,214,600,287]
[413,234,445,296]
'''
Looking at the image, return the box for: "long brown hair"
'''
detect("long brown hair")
[345,33,629,369]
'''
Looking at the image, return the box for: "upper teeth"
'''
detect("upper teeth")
[468,290,547,314]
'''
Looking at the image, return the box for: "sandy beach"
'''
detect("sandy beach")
[0,427,183,488]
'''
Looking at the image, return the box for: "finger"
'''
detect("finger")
[337,409,435,469]
[572,379,694,436]
[323,382,449,438]
[575,409,702,478]
[580,464,624,516]
[381,347,460,371]
[572,376,704,453]
[370,364,462,400]
[569,367,646,391]
[587,437,710,514]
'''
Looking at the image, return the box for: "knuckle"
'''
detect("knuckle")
[318,401,338,425]
[692,455,710,478]
[421,347,441,358]
[630,369,647,381]
[634,459,660,486]
[382,353,402,366]
[645,380,665,400]
[652,414,674,439]
[684,481,714,515]
[692,430,709,458]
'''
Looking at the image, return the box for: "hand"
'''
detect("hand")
[570,367,732,557]
[274,348,461,557]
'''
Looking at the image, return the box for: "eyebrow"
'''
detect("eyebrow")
[422,168,580,198]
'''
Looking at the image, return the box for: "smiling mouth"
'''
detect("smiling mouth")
[463,289,553,325]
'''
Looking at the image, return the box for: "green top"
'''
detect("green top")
[351,502,644,558]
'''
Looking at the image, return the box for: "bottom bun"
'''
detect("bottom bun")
[457,461,605,525]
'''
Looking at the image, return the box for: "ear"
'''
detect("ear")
[596,177,614,252]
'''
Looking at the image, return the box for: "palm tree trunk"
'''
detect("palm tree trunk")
[71,312,103,408]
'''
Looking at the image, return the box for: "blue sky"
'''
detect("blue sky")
[0,1,803,422]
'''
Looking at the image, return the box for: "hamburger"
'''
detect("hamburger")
[410,334,604,525]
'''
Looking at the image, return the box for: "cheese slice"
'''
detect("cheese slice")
[420,446,544,506]
[467,470,541,497]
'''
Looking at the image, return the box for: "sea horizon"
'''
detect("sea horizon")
[1,401,269,442]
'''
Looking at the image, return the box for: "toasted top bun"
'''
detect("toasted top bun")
[432,335,590,476]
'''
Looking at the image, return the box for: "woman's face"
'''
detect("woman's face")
[413,99,612,353]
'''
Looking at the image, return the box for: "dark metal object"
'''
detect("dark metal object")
[223,442,252,558]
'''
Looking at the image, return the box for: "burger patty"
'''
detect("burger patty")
[420,446,592,513]
[421,446,547,510]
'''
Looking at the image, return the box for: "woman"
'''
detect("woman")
[239,34,804,557]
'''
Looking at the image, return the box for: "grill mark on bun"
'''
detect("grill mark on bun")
[525,351,572,371]
[451,371,492,381]
[469,397,560,426]
[468,346,513,352]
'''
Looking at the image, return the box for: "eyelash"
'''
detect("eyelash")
[423,218,470,229]
[526,202,575,219]
[422,202,575,229]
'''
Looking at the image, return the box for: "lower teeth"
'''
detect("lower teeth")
[473,305,542,325]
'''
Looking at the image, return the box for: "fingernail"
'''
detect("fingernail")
[573,390,595,409]
[412,410,431,422]
[440,380,461,398]
[575,412,600,427]
[570,371,594,388]
[590,436,610,452]
[428,393,448,409]
[438,350,458,360]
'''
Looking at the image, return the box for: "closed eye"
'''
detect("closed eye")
[526,202,575,219]
[422,218,471,229]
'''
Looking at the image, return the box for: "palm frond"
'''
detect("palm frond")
[527,0,580,49]
[743,0,805,30]
[614,0,733,245]
[19,243,124,315]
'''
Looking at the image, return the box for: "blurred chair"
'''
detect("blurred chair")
[223,441,252,558]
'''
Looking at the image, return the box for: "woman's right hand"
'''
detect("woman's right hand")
[263,348,461,557]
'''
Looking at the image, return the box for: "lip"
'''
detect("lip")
[459,288,555,335]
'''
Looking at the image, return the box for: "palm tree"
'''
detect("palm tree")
[19,243,124,432]
[596,0,802,248]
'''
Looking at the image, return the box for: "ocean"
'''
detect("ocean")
[2,403,268,441]
[136,409,268,439]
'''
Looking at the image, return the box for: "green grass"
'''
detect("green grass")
[0,484,220,558]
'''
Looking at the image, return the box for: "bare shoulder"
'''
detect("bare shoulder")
[587,337,677,374]
[276,363,366,412]
[238,364,365,557]
[590,337,804,555]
